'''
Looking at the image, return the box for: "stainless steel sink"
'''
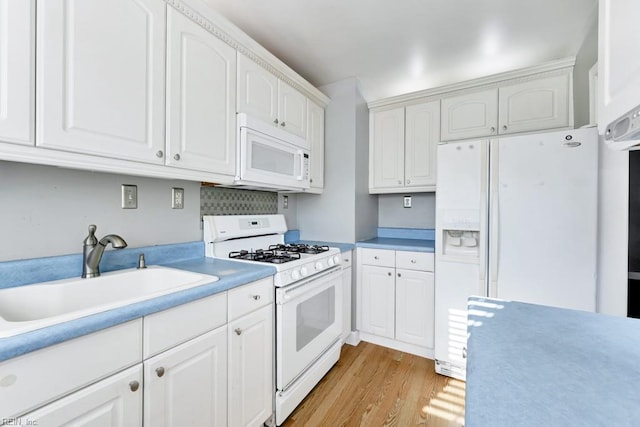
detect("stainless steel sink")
[0,266,219,337]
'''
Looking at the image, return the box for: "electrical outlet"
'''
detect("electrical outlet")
[283,195,289,209]
[121,184,137,209]
[172,187,184,209]
[403,196,412,208]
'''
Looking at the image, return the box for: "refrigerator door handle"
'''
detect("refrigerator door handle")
[488,139,499,298]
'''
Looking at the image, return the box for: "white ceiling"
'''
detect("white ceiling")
[202,0,598,103]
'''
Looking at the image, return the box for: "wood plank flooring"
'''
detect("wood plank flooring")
[282,341,465,427]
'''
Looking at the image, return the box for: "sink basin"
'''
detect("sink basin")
[0,266,219,337]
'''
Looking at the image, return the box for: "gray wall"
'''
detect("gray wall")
[0,161,201,261]
[573,6,598,128]
[378,193,436,228]
[296,78,377,243]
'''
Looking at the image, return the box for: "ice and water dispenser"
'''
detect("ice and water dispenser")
[440,210,481,261]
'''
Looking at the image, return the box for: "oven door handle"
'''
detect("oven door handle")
[276,266,341,304]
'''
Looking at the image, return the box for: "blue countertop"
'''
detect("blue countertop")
[0,248,275,362]
[356,237,435,252]
[466,297,640,427]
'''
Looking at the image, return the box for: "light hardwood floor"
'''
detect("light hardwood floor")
[282,341,465,427]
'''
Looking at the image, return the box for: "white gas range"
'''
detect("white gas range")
[203,214,343,426]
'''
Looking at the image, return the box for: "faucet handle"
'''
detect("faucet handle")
[137,253,147,269]
[84,224,98,246]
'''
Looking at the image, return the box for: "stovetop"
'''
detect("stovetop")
[228,244,330,264]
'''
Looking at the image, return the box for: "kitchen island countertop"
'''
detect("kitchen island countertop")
[466,296,640,427]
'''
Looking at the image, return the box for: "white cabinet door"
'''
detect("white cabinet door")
[598,0,640,134]
[405,101,439,188]
[370,107,405,189]
[395,269,435,348]
[24,365,142,427]
[228,304,273,427]
[278,80,307,138]
[498,74,571,135]
[441,89,498,141]
[0,0,34,145]
[237,53,278,126]
[341,265,352,342]
[307,100,325,192]
[166,6,236,175]
[144,326,228,427]
[36,0,166,163]
[360,265,395,339]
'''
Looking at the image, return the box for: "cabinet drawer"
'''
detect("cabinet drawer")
[341,251,353,268]
[396,251,434,272]
[143,292,227,359]
[228,277,273,321]
[360,248,395,267]
[0,319,142,418]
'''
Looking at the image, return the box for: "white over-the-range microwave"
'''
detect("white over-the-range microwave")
[234,113,310,192]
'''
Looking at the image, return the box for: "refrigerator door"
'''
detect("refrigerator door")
[488,127,598,312]
[434,140,489,379]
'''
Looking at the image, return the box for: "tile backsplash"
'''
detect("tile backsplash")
[200,186,278,216]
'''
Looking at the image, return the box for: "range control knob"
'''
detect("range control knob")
[315,262,323,271]
[327,257,335,266]
[333,255,341,265]
[291,270,301,280]
[300,267,309,277]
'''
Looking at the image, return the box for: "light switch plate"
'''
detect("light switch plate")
[283,195,289,209]
[172,187,184,209]
[121,184,137,209]
[403,196,412,208]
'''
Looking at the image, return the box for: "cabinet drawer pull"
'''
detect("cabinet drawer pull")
[397,273,401,277]
[344,259,349,262]
[129,381,140,392]
[462,347,467,359]
[406,179,411,184]
[502,125,508,131]
[156,150,164,158]
[387,272,392,276]
[398,180,402,184]
[173,153,181,161]
[156,367,165,377]
[251,294,261,301]
[274,118,279,125]
[235,328,242,335]
[411,259,416,264]
[374,256,379,260]
[490,126,496,133]
[281,121,286,127]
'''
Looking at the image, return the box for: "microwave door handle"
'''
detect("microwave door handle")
[296,151,304,180]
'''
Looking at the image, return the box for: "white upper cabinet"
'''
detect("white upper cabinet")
[598,0,640,135]
[237,53,278,125]
[370,101,438,193]
[278,80,307,137]
[307,100,325,192]
[0,0,34,146]
[237,52,307,138]
[405,101,439,188]
[165,6,236,175]
[498,74,571,135]
[370,107,405,189]
[441,89,498,141]
[36,0,166,163]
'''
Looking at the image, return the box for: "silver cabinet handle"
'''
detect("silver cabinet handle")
[156,150,164,158]
[173,153,180,161]
[252,295,261,301]
[274,118,279,125]
[156,367,165,377]
[490,126,496,133]
[281,121,286,127]
[462,347,467,359]
[235,328,242,335]
[129,381,140,392]
[502,125,508,131]
[397,273,401,277]
[387,272,392,276]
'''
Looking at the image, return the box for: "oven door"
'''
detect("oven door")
[276,266,342,390]
[238,126,310,190]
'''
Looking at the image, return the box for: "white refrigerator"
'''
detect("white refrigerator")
[434,127,598,379]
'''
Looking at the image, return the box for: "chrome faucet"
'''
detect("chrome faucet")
[82,224,128,278]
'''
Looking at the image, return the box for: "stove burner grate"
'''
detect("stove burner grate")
[229,249,302,264]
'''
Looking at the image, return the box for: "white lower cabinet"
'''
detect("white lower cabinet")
[22,365,143,426]
[357,248,435,357]
[1,277,275,427]
[228,304,273,427]
[144,326,228,427]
